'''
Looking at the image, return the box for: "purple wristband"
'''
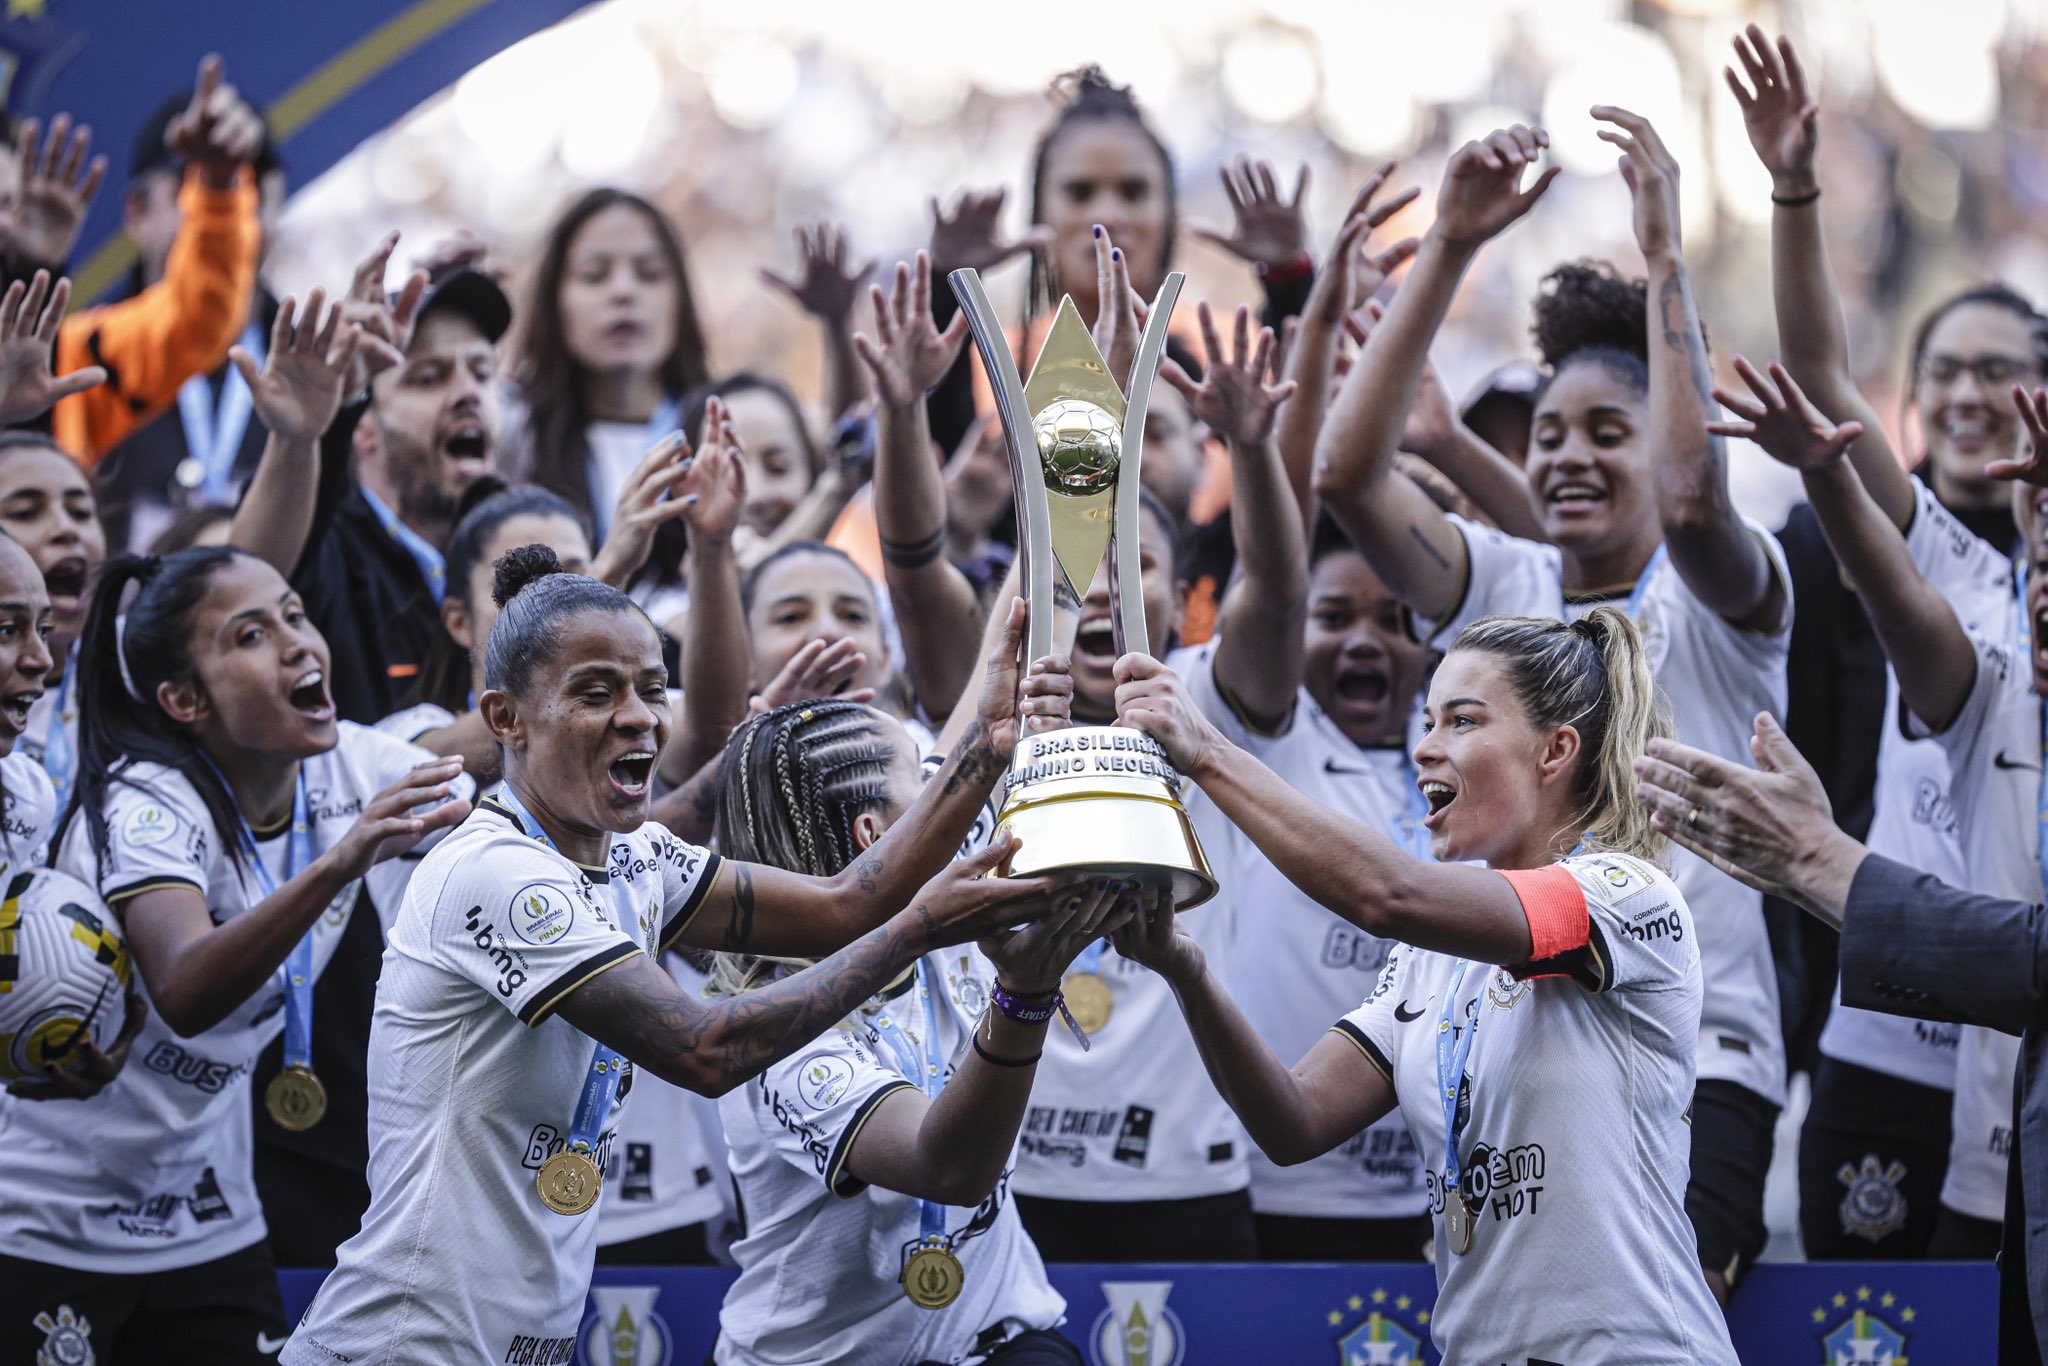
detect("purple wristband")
[990,982,1059,1024]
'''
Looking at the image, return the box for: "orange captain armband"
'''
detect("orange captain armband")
[1496,864,1589,968]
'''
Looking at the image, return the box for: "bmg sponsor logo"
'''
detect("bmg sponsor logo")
[1089,1281,1184,1366]
[578,1285,672,1366]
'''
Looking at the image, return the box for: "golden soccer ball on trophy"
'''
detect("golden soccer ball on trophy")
[1032,397,1122,492]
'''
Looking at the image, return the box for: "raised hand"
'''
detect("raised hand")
[1298,163,1422,328]
[9,114,106,267]
[852,251,969,411]
[1593,106,1684,260]
[750,638,875,713]
[337,231,422,394]
[410,228,500,281]
[1090,226,1150,392]
[1708,356,1864,471]
[1113,651,1228,777]
[760,222,874,324]
[1432,125,1561,249]
[324,757,470,882]
[165,56,265,184]
[1163,301,1296,450]
[1110,889,1200,985]
[905,831,1062,948]
[4,992,146,1101]
[1725,24,1818,195]
[978,597,1075,756]
[982,878,1141,995]
[0,272,106,425]
[235,290,364,445]
[1987,384,2048,487]
[928,187,1053,276]
[1189,156,1311,270]
[674,397,748,542]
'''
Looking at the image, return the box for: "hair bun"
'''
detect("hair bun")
[1531,260,1648,370]
[1051,64,1137,113]
[492,543,564,607]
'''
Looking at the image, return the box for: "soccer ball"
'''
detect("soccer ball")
[0,868,131,1081]
[1033,398,1122,492]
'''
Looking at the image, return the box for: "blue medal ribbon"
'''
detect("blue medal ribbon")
[1435,959,1487,1217]
[360,485,447,606]
[589,397,683,543]
[201,756,315,1070]
[871,959,950,1251]
[2014,566,2047,892]
[494,782,627,1162]
[175,322,266,505]
[40,645,76,821]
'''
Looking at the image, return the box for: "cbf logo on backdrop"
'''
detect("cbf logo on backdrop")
[1815,1285,1912,1366]
[1089,1281,1185,1366]
[1325,1286,1429,1366]
[578,1285,671,1366]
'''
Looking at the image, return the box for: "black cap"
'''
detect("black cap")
[408,267,512,345]
[130,90,282,181]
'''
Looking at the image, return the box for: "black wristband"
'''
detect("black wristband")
[1770,187,1821,207]
[879,526,948,570]
[972,1035,1042,1068]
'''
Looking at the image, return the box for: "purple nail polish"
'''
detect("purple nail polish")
[1093,224,1103,237]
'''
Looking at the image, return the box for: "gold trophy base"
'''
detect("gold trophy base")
[994,726,1216,909]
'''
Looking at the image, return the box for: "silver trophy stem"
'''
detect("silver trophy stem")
[948,268,1056,663]
[1109,272,1184,659]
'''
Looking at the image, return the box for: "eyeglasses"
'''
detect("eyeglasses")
[1918,353,2039,387]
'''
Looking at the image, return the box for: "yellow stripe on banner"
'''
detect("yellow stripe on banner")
[70,0,498,303]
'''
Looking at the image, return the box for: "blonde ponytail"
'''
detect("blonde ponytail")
[1450,606,1671,863]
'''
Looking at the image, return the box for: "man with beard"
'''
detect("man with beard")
[292,267,507,725]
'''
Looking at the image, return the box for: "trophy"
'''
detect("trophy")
[949,268,1216,910]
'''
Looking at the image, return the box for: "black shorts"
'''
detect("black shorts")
[1013,1188,1257,1262]
[1797,1056,1952,1258]
[1254,1211,1431,1262]
[0,1239,289,1366]
[1686,1078,1779,1289]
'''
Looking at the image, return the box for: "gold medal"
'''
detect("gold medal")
[536,1149,602,1216]
[264,1065,327,1132]
[1061,972,1113,1034]
[901,1238,965,1309]
[1444,1191,1474,1255]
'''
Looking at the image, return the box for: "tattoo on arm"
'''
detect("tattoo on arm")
[941,719,1007,796]
[1657,272,1720,411]
[582,918,924,1090]
[720,864,758,952]
[855,852,883,894]
[1407,523,1452,572]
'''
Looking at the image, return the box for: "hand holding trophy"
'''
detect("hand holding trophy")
[949,249,1216,911]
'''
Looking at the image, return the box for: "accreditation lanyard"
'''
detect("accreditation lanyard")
[1435,959,1487,1206]
[203,757,315,1070]
[175,323,266,505]
[872,959,950,1249]
[360,485,447,606]
[589,397,682,543]
[39,644,76,820]
[1395,753,1430,860]
[1566,544,1668,626]
[494,782,628,1157]
[2014,565,2048,893]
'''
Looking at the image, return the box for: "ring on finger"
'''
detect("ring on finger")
[1685,804,1702,830]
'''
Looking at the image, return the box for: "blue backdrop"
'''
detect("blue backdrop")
[0,0,587,299]
[278,1261,1996,1364]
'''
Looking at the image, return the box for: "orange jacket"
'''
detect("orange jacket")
[55,168,260,464]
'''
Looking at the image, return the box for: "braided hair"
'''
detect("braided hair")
[704,699,900,996]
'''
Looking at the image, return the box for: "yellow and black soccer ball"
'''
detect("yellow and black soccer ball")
[0,868,131,1081]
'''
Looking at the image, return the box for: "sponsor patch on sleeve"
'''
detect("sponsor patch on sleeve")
[508,883,576,946]
[121,802,179,849]
[796,1053,854,1110]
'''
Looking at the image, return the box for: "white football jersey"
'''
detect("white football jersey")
[0,723,456,1273]
[1907,626,2034,1221]
[1414,516,1792,1105]
[714,948,1064,1365]
[1011,644,1249,1203]
[1820,478,2014,1087]
[1339,852,1735,1365]
[1221,688,1428,1219]
[597,952,733,1247]
[283,800,722,1366]
[0,748,56,876]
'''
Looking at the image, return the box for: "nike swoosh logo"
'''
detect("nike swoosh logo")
[1993,751,2041,772]
[1393,1000,1424,1022]
[1323,759,1375,776]
[257,1333,288,1355]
